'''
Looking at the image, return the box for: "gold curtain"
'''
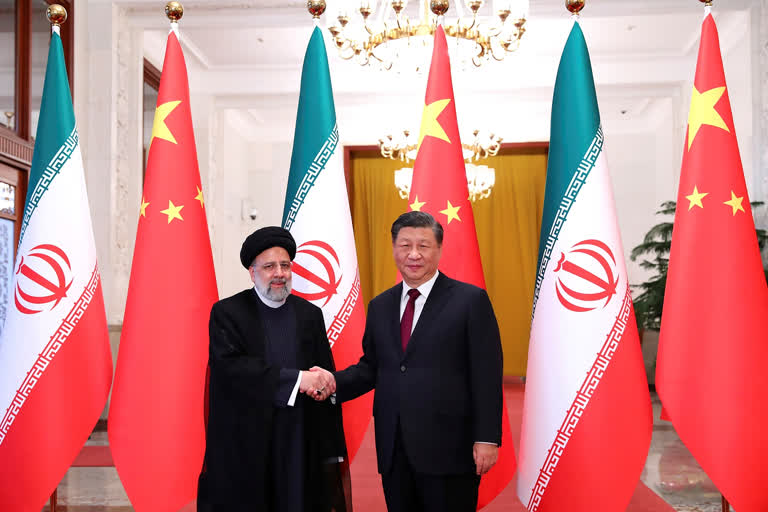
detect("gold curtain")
[349,147,547,376]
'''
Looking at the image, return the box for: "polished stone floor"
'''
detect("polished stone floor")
[42,390,733,512]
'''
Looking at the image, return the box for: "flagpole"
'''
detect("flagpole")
[566,0,585,16]
[46,7,67,512]
[696,1,729,509]
[687,4,728,512]
[47,3,65,35]
[308,0,326,21]
[165,1,182,37]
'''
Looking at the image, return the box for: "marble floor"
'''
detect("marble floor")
[42,389,733,512]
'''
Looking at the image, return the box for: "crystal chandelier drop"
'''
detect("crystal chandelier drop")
[380,129,501,201]
[325,0,529,71]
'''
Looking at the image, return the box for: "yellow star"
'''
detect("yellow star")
[151,100,182,146]
[160,200,184,224]
[417,99,452,151]
[195,186,205,208]
[685,186,708,210]
[439,200,461,224]
[688,86,729,150]
[140,197,149,217]
[410,196,426,211]
[724,191,745,216]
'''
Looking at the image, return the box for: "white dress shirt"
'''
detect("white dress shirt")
[398,270,440,332]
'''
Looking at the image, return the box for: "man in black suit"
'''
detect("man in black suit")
[331,211,504,511]
[197,227,348,512]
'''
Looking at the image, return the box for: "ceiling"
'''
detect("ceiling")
[114,0,757,142]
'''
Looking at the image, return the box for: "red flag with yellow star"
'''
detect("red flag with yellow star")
[656,13,768,511]
[409,26,516,509]
[108,30,218,511]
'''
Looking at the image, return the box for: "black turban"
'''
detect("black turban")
[240,226,297,268]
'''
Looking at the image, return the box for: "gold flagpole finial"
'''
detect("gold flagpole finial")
[307,0,327,19]
[566,0,585,15]
[699,0,713,6]
[431,0,450,16]
[165,1,184,23]
[47,4,67,27]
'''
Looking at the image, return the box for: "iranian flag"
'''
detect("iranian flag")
[516,21,652,511]
[282,26,369,461]
[0,27,112,510]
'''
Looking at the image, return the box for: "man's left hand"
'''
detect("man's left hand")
[473,443,498,475]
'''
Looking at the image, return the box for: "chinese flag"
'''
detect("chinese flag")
[410,26,516,509]
[656,14,768,511]
[108,31,218,511]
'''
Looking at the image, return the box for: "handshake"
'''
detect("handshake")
[299,366,337,402]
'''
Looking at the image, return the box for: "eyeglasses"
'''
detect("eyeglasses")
[253,261,292,273]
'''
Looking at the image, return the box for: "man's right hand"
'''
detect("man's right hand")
[300,367,336,400]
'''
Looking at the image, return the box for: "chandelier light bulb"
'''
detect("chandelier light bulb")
[382,127,500,201]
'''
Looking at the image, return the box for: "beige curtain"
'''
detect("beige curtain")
[349,147,547,376]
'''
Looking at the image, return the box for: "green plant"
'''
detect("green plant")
[630,201,768,331]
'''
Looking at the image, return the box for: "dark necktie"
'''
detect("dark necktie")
[400,288,420,352]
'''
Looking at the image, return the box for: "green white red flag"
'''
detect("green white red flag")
[517,20,652,512]
[282,26,370,461]
[0,27,112,511]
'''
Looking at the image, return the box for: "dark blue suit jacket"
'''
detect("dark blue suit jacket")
[335,273,503,475]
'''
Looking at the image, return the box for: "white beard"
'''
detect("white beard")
[256,277,292,302]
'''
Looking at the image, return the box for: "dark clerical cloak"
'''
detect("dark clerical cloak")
[197,289,348,511]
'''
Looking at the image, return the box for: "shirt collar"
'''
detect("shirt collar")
[401,270,440,303]
[254,286,287,308]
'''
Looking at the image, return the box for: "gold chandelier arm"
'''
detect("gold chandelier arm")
[489,44,506,61]
[504,38,521,53]
[337,41,357,60]
[466,14,477,32]
[455,15,474,33]
[485,23,504,37]
[326,1,527,70]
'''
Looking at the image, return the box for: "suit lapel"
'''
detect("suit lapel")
[388,283,404,356]
[404,273,453,358]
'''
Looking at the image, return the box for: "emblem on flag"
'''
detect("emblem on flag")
[292,240,342,307]
[554,239,618,312]
[14,244,73,315]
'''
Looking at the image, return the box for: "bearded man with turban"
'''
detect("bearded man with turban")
[197,226,349,511]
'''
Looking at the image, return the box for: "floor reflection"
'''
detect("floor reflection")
[43,391,732,512]
[641,393,732,512]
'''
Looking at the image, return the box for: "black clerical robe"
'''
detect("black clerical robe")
[197,289,348,511]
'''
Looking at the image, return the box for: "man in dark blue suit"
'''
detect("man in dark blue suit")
[333,211,504,512]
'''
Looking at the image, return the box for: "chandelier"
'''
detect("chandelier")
[380,129,500,201]
[324,0,529,70]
